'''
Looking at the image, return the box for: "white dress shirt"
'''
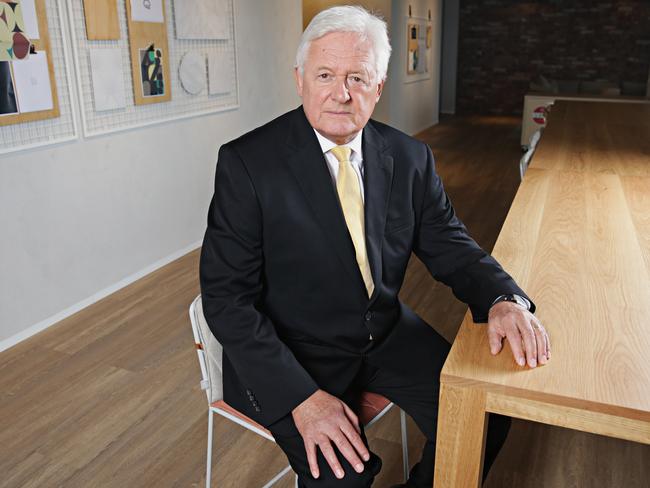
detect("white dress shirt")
[313,129,365,202]
[313,128,531,318]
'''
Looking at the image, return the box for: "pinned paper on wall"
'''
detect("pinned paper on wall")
[139,44,164,97]
[178,51,205,95]
[174,0,229,40]
[11,50,53,113]
[0,1,31,61]
[406,23,419,75]
[83,0,120,40]
[207,50,232,95]
[19,0,40,39]
[174,0,230,39]
[0,60,18,115]
[90,48,126,111]
[129,0,163,23]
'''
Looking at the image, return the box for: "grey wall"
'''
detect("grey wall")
[0,0,303,348]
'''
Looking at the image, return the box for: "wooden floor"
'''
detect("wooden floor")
[2,115,648,487]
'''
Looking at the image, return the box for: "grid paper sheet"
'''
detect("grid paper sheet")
[0,0,78,155]
[68,0,239,137]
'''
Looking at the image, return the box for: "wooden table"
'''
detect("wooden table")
[433,101,650,487]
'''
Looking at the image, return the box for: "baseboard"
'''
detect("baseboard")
[0,240,202,353]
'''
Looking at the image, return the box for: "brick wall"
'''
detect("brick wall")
[456,0,650,115]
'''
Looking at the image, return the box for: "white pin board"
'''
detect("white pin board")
[67,0,239,138]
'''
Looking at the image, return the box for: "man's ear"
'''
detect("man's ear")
[375,80,384,101]
[294,67,303,97]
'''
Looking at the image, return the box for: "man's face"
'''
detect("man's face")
[295,31,384,145]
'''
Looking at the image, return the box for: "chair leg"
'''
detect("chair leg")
[256,464,292,488]
[206,409,214,488]
[399,409,409,482]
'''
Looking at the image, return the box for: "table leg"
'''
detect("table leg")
[433,382,488,488]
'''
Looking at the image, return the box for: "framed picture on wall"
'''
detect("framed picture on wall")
[405,16,432,83]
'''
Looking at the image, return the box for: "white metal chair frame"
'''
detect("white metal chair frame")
[190,295,410,487]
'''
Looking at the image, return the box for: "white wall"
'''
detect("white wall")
[0,0,303,348]
[388,0,442,135]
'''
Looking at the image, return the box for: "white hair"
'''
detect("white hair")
[295,6,392,81]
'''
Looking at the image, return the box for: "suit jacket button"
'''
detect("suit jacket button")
[364,311,373,321]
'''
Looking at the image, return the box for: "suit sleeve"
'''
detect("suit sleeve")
[412,144,535,322]
[199,144,318,425]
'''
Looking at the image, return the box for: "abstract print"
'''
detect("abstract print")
[139,44,164,97]
[0,1,31,61]
[0,59,17,114]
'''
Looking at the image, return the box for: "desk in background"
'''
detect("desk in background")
[434,101,650,487]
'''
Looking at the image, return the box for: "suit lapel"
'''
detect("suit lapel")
[284,108,367,295]
[363,122,394,303]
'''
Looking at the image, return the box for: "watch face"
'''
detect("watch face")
[512,295,529,309]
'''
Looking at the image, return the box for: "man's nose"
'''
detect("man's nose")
[330,76,351,103]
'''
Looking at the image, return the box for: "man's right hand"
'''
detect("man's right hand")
[292,389,370,480]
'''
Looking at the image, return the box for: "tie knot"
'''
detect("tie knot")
[330,146,352,163]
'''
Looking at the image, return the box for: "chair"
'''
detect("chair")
[520,128,542,180]
[189,295,410,487]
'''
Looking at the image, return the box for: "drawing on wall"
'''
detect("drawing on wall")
[207,50,232,95]
[407,23,419,75]
[174,0,229,40]
[11,50,53,113]
[139,44,164,97]
[178,51,205,95]
[0,60,18,114]
[90,48,126,111]
[0,1,31,61]
[129,0,163,23]
[406,19,430,78]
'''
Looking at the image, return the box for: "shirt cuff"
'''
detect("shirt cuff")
[491,294,531,310]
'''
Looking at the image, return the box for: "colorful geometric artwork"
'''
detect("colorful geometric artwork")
[139,44,164,97]
[0,60,18,114]
[0,1,32,61]
[407,23,419,75]
[406,20,430,77]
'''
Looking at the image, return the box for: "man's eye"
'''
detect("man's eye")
[318,73,331,80]
[349,76,364,84]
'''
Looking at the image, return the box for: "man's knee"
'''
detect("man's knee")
[299,453,382,488]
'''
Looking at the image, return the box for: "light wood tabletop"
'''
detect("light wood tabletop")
[433,101,650,487]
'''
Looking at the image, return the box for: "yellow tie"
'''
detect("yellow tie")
[330,146,374,297]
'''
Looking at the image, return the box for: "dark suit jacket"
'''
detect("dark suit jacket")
[199,107,534,427]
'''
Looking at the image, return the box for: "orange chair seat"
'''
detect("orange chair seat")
[211,392,392,439]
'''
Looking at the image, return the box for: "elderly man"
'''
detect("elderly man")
[200,6,550,487]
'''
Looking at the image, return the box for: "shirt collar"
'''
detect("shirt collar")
[313,129,364,159]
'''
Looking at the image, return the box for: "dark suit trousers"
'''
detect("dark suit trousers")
[267,328,511,487]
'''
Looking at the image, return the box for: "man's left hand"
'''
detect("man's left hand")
[487,301,551,368]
